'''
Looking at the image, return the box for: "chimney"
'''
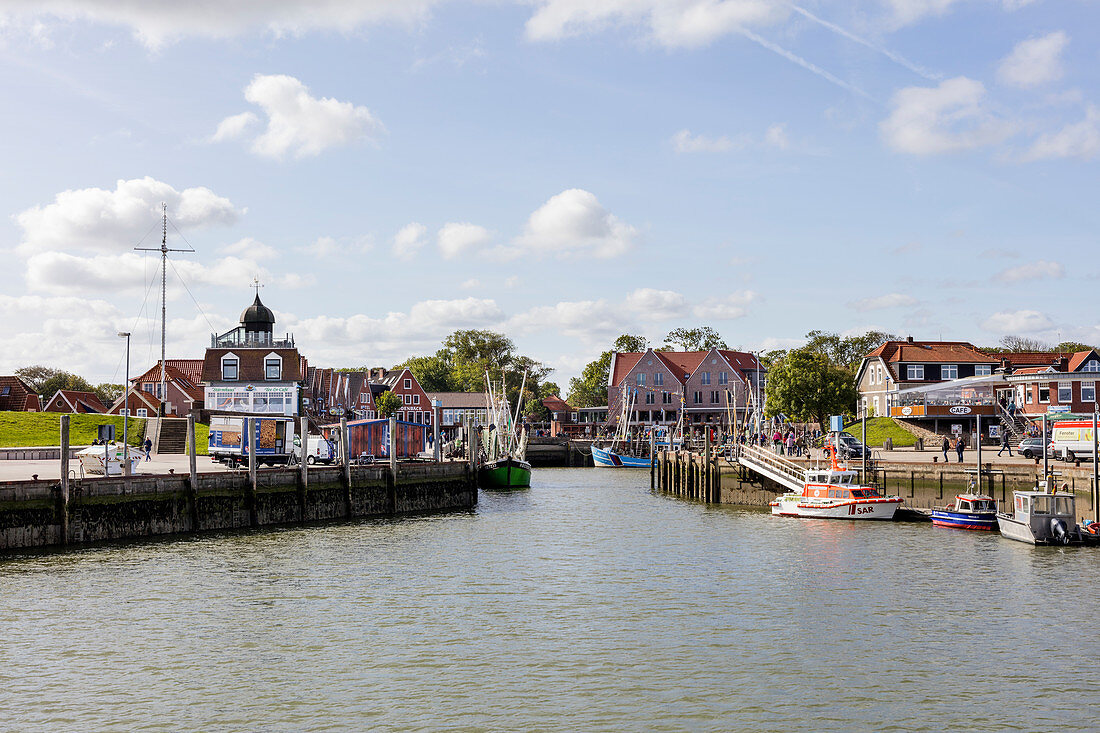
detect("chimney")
[374,367,387,381]
[1056,356,1069,372]
[906,335,915,344]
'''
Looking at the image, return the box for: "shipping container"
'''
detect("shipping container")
[209,415,296,465]
[322,419,427,461]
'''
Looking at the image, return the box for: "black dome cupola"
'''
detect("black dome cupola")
[240,293,275,330]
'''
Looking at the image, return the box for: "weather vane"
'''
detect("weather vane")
[251,277,264,297]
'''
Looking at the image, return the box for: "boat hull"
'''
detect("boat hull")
[591,445,650,468]
[478,458,532,489]
[931,510,998,531]
[769,495,902,520]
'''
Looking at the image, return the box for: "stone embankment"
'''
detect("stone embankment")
[0,461,476,551]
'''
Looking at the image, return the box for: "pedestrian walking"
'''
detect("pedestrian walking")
[941,435,950,462]
[997,428,1013,457]
[955,435,964,463]
[143,437,152,461]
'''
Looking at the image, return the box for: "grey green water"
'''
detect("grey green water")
[1,468,1098,731]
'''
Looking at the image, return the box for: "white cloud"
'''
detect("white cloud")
[460,278,481,289]
[215,74,384,159]
[1025,106,1100,161]
[625,288,689,321]
[525,0,787,48]
[512,188,637,259]
[223,237,279,259]
[764,123,788,149]
[25,251,308,296]
[211,111,258,142]
[882,0,1033,28]
[672,129,736,153]
[993,260,1064,283]
[295,235,372,257]
[981,309,1054,334]
[393,222,428,260]
[0,0,438,49]
[14,177,241,255]
[849,293,919,311]
[997,31,1068,89]
[880,76,1011,155]
[437,222,491,259]
[694,291,757,319]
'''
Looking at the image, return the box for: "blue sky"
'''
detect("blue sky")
[0,0,1097,387]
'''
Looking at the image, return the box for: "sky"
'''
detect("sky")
[0,0,1097,389]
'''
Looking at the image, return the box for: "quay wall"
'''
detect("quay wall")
[654,449,1100,523]
[0,461,476,551]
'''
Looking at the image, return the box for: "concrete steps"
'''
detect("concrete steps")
[156,419,188,454]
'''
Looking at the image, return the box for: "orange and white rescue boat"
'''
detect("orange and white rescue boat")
[769,445,902,520]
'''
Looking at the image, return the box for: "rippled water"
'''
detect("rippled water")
[1,468,1098,731]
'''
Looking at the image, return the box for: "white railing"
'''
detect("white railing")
[738,444,805,491]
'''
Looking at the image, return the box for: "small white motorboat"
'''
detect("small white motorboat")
[76,443,142,476]
[997,481,1098,546]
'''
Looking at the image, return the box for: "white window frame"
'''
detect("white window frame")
[1058,381,1072,403]
[119,408,130,417]
[264,352,282,381]
[1083,359,1100,373]
[1082,381,1096,402]
[654,372,663,386]
[941,364,958,380]
[221,353,240,381]
[413,394,420,405]
[136,408,148,417]
[404,394,411,404]
[718,371,728,385]
[974,364,992,376]
[907,364,924,380]
[636,373,646,386]
[404,378,412,389]
[1038,384,1050,403]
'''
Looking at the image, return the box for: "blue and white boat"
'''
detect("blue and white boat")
[591,444,651,468]
[931,493,998,531]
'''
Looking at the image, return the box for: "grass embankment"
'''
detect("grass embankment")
[195,423,210,456]
[0,413,146,447]
[845,417,917,448]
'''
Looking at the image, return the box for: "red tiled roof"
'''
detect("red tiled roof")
[429,392,488,409]
[132,364,204,401]
[109,390,162,414]
[0,376,40,411]
[50,390,108,413]
[867,340,994,365]
[989,351,1070,367]
[542,395,571,411]
[1068,350,1098,372]
[609,352,644,387]
[611,349,763,388]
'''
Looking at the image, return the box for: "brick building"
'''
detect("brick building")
[43,389,107,414]
[0,376,41,412]
[607,347,765,428]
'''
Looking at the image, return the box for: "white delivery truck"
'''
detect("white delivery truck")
[1050,420,1096,462]
[293,434,336,465]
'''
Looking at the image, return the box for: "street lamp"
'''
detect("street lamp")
[118,331,131,476]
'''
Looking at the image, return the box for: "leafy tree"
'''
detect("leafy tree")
[613,334,648,352]
[803,329,896,372]
[765,348,859,427]
[15,365,94,402]
[375,390,403,418]
[95,383,124,406]
[1054,341,1097,353]
[397,353,457,392]
[568,352,612,408]
[662,326,727,351]
[524,397,549,421]
[538,381,561,399]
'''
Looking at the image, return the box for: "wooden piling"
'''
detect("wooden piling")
[650,432,656,489]
[247,417,258,526]
[59,415,70,545]
[341,417,352,517]
[704,432,712,502]
[299,416,309,520]
[187,413,199,530]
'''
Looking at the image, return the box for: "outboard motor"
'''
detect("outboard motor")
[1050,518,1071,545]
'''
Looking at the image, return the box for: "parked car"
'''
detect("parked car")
[293,434,336,465]
[836,433,868,460]
[1018,436,1053,460]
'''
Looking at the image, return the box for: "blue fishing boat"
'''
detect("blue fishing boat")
[591,444,650,468]
[931,493,998,531]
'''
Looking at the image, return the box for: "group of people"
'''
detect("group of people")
[940,435,967,463]
[736,428,821,458]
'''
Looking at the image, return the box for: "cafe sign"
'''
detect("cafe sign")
[949,406,972,415]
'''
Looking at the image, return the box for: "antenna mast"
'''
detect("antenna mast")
[135,202,194,416]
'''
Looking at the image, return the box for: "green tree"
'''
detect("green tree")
[15,365,94,402]
[1054,341,1097,353]
[538,381,561,399]
[614,334,648,352]
[568,352,612,408]
[803,329,895,372]
[765,348,859,427]
[663,326,727,351]
[375,390,403,418]
[524,397,550,421]
[397,353,457,392]
[94,383,124,407]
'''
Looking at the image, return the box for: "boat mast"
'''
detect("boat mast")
[135,202,193,416]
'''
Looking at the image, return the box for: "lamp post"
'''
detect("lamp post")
[118,331,131,476]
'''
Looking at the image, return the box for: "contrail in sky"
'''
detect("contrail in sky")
[737,27,873,100]
[791,5,942,81]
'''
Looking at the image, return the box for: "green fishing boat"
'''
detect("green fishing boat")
[477,456,532,489]
[476,370,533,490]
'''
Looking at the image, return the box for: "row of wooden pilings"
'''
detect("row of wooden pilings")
[650,433,722,503]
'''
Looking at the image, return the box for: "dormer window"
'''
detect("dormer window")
[1083,359,1100,373]
[941,364,958,380]
[906,364,924,380]
[222,354,239,381]
[264,353,282,380]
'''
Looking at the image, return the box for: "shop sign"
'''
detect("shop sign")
[949,406,971,415]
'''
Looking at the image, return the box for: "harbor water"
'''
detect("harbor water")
[1,468,1098,730]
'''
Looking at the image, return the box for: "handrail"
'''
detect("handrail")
[739,445,804,482]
